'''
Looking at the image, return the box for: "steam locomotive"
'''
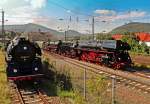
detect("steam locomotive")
[43,40,132,69]
[6,36,43,80]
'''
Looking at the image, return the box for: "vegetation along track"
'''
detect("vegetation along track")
[44,51,150,94]
[9,80,50,104]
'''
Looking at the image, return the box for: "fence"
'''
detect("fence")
[43,53,150,104]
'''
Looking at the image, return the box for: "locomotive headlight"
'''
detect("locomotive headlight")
[34,67,38,71]
[23,46,27,50]
[13,69,17,73]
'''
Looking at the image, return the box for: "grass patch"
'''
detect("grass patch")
[58,90,75,98]
[0,51,11,104]
[42,58,86,104]
[132,62,150,69]
[43,55,110,104]
[130,52,150,56]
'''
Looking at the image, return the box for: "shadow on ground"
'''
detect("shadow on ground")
[133,65,150,74]
[125,64,150,74]
[41,60,73,96]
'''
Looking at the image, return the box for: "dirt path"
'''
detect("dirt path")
[131,55,150,66]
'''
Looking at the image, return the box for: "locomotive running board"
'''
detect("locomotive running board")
[8,74,44,80]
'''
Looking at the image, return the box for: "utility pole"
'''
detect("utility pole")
[68,16,71,41]
[64,31,67,41]
[111,75,116,104]
[76,16,79,31]
[92,16,95,40]
[76,16,79,23]
[76,16,80,40]
[69,16,72,22]
[2,10,4,45]
[83,68,87,99]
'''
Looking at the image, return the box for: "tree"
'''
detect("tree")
[122,35,150,54]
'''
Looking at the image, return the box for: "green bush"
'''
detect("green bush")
[122,35,150,54]
[96,33,112,40]
[87,76,108,104]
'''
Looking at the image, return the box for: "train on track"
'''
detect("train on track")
[43,40,132,69]
[5,36,43,80]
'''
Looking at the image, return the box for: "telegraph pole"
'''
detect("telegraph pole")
[112,75,116,104]
[69,16,72,22]
[83,68,87,99]
[64,31,67,41]
[92,16,95,40]
[2,10,4,45]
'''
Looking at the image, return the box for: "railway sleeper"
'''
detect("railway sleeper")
[24,99,41,104]
[21,91,37,95]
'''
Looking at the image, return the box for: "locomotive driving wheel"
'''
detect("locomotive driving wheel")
[115,64,121,69]
[81,52,88,62]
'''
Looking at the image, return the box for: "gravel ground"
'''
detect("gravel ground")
[116,84,150,104]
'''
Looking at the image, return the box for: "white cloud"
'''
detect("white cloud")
[0,0,47,25]
[0,1,148,33]
[95,11,146,22]
[115,11,146,20]
[30,0,46,9]
[66,10,71,13]
[0,0,7,6]
[94,9,116,15]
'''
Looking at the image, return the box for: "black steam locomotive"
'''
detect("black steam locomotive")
[44,40,132,69]
[6,37,43,80]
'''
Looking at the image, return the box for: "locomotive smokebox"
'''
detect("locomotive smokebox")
[6,36,43,81]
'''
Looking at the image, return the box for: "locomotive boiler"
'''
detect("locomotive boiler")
[44,40,132,69]
[6,36,43,80]
[73,40,132,69]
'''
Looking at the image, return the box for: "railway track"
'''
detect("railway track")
[44,51,150,94]
[123,67,150,81]
[9,81,50,104]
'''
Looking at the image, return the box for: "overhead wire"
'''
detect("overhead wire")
[3,0,150,32]
[48,0,93,17]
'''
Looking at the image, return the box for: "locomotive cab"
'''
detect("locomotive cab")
[115,51,132,68]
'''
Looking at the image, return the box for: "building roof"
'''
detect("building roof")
[112,34,123,40]
[135,32,150,42]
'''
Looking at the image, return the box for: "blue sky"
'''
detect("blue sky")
[0,0,150,33]
[44,0,150,16]
[42,0,150,33]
